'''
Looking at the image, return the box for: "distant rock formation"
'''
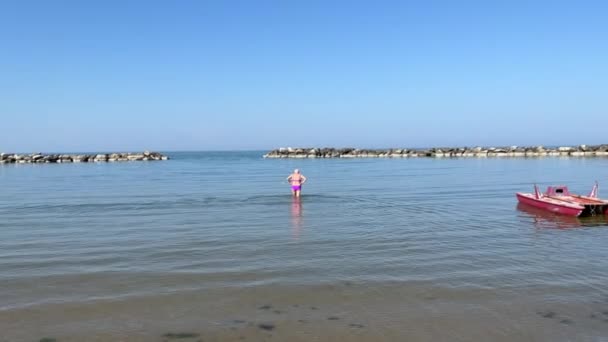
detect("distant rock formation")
[263,145,608,158]
[0,151,169,164]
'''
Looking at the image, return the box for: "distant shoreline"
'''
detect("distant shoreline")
[264,144,608,158]
[0,151,168,164]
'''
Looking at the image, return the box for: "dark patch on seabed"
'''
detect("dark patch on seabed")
[537,310,580,326]
[537,310,556,319]
[39,338,57,342]
[257,323,275,331]
[589,309,608,323]
[163,332,200,339]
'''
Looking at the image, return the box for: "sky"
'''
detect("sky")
[0,0,607,152]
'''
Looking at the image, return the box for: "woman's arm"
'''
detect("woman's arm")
[301,175,307,184]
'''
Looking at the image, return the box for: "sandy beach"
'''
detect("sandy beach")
[2,282,608,341]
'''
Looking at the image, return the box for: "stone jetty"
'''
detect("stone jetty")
[264,145,608,158]
[0,151,168,164]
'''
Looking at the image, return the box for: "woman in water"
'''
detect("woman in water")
[287,169,307,197]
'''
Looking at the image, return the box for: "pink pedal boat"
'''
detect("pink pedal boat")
[516,183,608,217]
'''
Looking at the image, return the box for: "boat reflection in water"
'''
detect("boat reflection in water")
[517,203,608,229]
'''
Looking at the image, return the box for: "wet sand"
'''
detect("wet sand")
[2,282,608,342]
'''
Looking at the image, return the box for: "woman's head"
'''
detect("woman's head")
[294,169,300,174]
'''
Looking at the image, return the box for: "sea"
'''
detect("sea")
[1,151,608,341]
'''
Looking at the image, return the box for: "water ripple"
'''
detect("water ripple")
[1,152,608,307]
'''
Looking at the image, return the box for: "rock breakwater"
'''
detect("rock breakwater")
[264,145,608,158]
[0,151,168,164]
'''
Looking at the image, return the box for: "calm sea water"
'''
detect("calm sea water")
[2,152,608,340]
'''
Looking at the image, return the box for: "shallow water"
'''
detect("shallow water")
[1,152,608,341]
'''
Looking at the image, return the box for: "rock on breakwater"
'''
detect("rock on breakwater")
[263,145,608,158]
[0,151,169,164]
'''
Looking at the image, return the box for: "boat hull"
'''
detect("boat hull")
[560,195,608,216]
[516,193,584,217]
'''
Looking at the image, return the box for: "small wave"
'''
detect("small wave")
[242,194,366,206]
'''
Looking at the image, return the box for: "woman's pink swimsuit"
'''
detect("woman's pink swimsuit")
[290,176,303,191]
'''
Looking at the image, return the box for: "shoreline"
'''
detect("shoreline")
[0,151,168,164]
[1,281,604,341]
[264,144,608,158]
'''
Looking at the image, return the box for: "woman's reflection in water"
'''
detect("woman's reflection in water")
[291,197,303,239]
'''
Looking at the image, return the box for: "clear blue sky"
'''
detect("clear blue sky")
[1,0,606,152]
